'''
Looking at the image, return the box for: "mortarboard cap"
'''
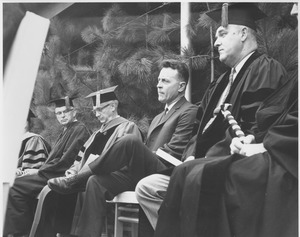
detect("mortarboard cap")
[27,109,36,122]
[86,85,118,107]
[48,96,75,109]
[206,3,267,31]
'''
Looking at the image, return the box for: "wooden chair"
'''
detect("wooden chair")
[107,191,139,237]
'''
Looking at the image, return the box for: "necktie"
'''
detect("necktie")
[164,107,169,115]
[202,68,235,133]
[222,68,235,103]
[158,108,168,123]
[99,123,106,133]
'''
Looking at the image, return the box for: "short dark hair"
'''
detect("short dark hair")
[161,60,189,83]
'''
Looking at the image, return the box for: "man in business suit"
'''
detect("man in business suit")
[48,59,197,237]
[136,3,289,236]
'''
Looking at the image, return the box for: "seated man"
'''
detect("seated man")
[4,95,90,237]
[49,59,198,237]
[16,109,51,176]
[135,3,289,234]
[30,85,143,237]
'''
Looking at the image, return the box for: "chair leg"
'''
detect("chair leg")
[132,223,138,237]
[114,203,123,237]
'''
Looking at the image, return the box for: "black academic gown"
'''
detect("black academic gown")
[214,80,298,237]
[4,121,90,236]
[181,52,288,162]
[154,78,297,237]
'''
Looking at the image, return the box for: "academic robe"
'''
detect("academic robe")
[69,116,143,173]
[29,116,142,237]
[4,121,90,236]
[215,80,298,237]
[182,52,288,161]
[38,121,91,179]
[17,132,51,171]
[154,78,298,237]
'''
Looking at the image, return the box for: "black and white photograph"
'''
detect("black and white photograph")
[2,2,298,237]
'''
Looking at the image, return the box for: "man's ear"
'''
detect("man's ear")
[241,27,248,42]
[178,82,186,92]
[72,109,77,117]
[111,104,116,112]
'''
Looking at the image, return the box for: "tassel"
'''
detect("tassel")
[65,96,70,109]
[96,93,101,107]
[221,3,229,28]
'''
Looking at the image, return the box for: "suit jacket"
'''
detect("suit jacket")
[145,96,198,160]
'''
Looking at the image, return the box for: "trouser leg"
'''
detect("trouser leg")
[136,174,170,229]
[4,174,47,235]
[72,170,134,237]
[89,135,166,182]
[154,160,200,237]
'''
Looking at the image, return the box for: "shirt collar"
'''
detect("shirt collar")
[165,96,182,112]
[234,51,255,79]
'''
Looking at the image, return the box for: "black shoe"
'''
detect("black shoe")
[48,175,85,194]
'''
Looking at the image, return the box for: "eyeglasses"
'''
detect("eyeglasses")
[92,103,111,115]
[55,109,73,116]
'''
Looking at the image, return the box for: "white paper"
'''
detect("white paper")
[156,148,182,166]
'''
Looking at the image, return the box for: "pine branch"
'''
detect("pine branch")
[116,21,147,43]
[81,25,102,44]
[47,35,61,64]
[147,29,171,45]
[118,54,153,82]
[196,12,217,30]
[102,4,126,32]
[33,71,54,106]
[181,47,209,70]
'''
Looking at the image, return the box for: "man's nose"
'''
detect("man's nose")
[214,38,220,48]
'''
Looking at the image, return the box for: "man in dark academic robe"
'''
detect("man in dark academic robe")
[4,96,90,237]
[135,3,289,234]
